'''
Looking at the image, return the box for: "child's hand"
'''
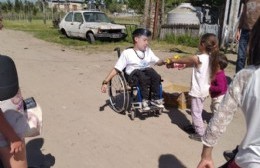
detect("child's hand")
[10,139,24,154]
[166,63,174,69]
[175,63,186,70]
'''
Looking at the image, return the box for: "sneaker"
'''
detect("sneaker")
[151,99,164,108]
[189,133,202,142]
[223,146,239,161]
[142,99,150,111]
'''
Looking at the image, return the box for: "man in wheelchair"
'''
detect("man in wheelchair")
[101,28,165,110]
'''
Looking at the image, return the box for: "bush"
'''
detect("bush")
[164,34,200,48]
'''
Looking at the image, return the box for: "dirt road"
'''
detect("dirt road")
[0,29,245,168]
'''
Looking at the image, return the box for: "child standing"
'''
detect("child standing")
[166,33,219,141]
[209,53,228,114]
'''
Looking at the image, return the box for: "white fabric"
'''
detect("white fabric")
[202,65,260,167]
[210,95,225,114]
[189,53,210,98]
[114,47,160,75]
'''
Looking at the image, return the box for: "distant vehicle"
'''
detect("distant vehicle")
[59,10,127,43]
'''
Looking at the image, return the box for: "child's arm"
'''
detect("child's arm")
[155,59,165,66]
[101,68,119,93]
[0,109,24,154]
[169,55,200,67]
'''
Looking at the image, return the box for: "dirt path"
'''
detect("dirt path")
[0,29,245,168]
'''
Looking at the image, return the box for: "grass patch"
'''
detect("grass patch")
[164,34,200,48]
[3,19,197,54]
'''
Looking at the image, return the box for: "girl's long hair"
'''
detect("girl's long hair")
[200,33,219,55]
[248,17,260,66]
[200,33,220,80]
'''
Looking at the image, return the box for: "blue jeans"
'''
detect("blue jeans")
[236,29,250,73]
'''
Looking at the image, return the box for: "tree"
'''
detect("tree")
[128,0,145,13]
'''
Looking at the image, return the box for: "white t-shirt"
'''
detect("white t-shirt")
[189,53,210,98]
[114,47,160,75]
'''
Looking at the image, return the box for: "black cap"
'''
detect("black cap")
[132,28,151,38]
[0,55,19,101]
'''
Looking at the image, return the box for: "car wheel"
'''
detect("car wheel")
[86,33,95,44]
[61,29,68,38]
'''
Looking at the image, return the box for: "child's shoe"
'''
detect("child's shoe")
[142,99,150,110]
[151,99,164,108]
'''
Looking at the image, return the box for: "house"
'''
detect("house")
[47,0,86,12]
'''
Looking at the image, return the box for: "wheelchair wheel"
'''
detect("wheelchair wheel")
[108,73,130,113]
[158,108,163,115]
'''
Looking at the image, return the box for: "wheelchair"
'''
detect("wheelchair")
[108,47,164,120]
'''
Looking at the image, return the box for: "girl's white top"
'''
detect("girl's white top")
[189,53,210,98]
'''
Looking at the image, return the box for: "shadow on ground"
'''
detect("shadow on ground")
[165,106,213,133]
[158,154,187,168]
[165,106,192,134]
[26,138,55,168]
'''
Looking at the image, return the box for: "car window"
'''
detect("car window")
[95,13,110,23]
[74,13,83,23]
[65,12,73,22]
[83,13,93,22]
[83,12,111,23]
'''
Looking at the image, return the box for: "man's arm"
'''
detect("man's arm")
[236,2,246,42]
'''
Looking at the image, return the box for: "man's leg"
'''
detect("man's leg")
[236,29,250,73]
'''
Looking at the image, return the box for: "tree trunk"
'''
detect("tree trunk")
[143,0,150,28]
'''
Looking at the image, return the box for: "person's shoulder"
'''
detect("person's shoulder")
[122,48,134,54]
[234,66,256,81]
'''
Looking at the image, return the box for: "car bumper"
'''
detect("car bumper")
[95,33,127,39]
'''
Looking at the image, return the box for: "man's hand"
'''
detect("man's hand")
[235,29,241,42]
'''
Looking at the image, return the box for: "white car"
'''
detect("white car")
[59,10,127,43]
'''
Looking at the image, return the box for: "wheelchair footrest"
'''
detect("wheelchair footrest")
[132,102,142,109]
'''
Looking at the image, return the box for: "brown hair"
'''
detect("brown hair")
[248,17,260,66]
[211,52,228,80]
[200,33,219,55]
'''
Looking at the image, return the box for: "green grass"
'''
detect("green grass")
[164,34,200,48]
[3,19,197,54]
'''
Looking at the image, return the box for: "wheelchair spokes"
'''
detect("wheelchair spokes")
[108,73,130,113]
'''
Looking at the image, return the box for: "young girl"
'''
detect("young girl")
[209,53,228,114]
[166,33,219,141]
